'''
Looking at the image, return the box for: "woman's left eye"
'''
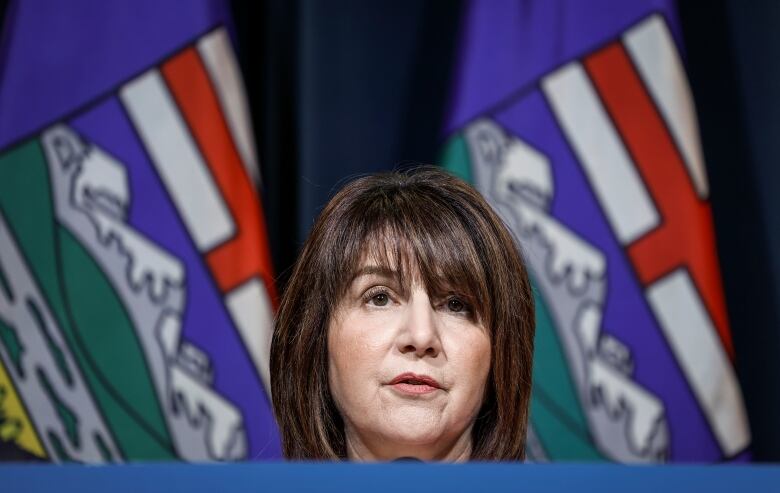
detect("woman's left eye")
[445,297,469,314]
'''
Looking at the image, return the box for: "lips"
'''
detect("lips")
[388,372,442,395]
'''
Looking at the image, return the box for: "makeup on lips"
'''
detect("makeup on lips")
[388,372,443,395]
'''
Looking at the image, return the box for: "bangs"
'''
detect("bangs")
[332,184,492,325]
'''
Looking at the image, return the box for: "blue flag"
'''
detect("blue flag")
[442,0,750,462]
[0,0,281,461]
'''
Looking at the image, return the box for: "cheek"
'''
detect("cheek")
[327,313,388,412]
[329,322,364,377]
[447,329,491,402]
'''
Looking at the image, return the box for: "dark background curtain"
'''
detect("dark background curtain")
[1,0,778,461]
[231,0,462,283]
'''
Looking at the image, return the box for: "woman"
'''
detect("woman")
[271,167,534,461]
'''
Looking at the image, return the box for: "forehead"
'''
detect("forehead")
[341,228,477,297]
[344,241,419,291]
[348,228,421,274]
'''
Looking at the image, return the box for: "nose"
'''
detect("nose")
[396,289,442,358]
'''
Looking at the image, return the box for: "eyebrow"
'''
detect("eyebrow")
[350,266,399,282]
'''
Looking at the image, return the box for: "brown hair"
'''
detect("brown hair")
[270,166,534,460]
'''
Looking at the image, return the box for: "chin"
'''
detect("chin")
[380,425,447,448]
[378,432,463,462]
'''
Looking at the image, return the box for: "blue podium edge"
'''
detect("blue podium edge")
[3,462,779,492]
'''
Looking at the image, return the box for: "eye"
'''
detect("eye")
[446,297,467,313]
[370,292,389,307]
[363,287,392,307]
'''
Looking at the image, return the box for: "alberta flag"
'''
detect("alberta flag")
[0,1,280,461]
[442,0,751,462]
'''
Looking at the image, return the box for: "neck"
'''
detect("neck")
[344,424,474,462]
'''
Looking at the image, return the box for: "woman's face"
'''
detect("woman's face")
[327,261,491,461]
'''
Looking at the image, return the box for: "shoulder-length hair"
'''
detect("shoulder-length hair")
[270,167,534,460]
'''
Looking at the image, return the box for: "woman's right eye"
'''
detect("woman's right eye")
[363,288,391,307]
